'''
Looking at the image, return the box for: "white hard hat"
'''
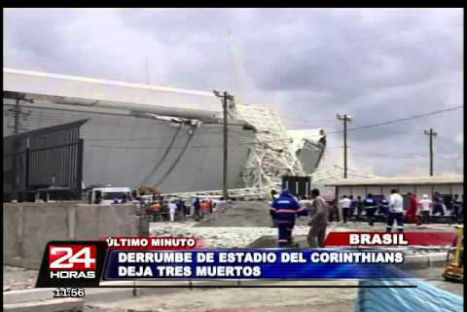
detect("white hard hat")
[423,194,428,199]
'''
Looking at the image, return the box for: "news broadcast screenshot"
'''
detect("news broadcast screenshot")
[3,7,464,312]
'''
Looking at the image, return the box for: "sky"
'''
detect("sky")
[3,8,464,177]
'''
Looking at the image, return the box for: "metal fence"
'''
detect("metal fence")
[282,176,311,197]
[3,119,88,202]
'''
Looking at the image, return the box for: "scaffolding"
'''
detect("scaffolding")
[162,103,327,199]
[164,187,271,201]
[233,104,306,192]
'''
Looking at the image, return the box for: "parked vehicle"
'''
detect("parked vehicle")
[87,187,132,205]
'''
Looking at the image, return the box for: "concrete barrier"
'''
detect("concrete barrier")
[3,202,149,269]
[4,298,83,312]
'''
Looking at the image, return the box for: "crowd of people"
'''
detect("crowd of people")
[138,194,218,222]
[134,188,463,248]
[269,188,464,248]
[334,192,464,226]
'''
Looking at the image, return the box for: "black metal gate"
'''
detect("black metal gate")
[281,176,311,198]
[3,119,88,202]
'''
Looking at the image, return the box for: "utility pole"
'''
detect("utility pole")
[12,97,21,202]
[337,114,352,179]
[214,90,234,200]
[424,128,437,176]
[9,94,33,201]
[14,97,20,135]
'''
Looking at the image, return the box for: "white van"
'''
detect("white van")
[88,187,132,205]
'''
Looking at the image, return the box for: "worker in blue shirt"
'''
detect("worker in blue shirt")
[433,193,445,217]
[363,193,377,226]
[270,189,307,247]
[378,197,389,218]
[356,196,363,221]
[349,196,359,221]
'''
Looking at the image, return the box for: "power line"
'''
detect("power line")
[329,165,375,178]
[348,146,426,159]
[261,105,463,146]
[326,105,463,135]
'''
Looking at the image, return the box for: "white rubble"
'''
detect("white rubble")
[150,222,310,248]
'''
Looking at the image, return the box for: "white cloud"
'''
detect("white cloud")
[455,131,463,145]
[3,8,463,177]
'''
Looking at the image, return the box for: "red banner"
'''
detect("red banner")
[324,232,456,247]
[101,236,204,250]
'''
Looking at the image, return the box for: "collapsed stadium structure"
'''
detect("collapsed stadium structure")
[3,68,326,196]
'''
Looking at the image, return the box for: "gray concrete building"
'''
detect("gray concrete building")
[3,68,326,195]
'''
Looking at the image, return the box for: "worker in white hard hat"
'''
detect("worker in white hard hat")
[418,194,433,225]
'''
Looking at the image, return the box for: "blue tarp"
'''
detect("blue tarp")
[354,279,463,312]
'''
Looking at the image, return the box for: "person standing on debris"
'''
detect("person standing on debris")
[270,189,307,247]
[350,196,358,221]
[169,199,178,222]
[201,200,210,217]
[419,194,433,224]
[413,193,421,225]
[363,193,377,226]
[306,189,328,248]
[162,200,170,221]
[139,196,145,210]
[405,193,420,225]
[433,193,445,217]
[327,197,339,222]
[148,201,161,221]
[339,195,352,223]
[378,196,389,218]
[175,198,184,221]
[387,189,404,233]
[193,197,201,221]
[208,198,214,214]
[183,200,189,218]
[356,196,363,221]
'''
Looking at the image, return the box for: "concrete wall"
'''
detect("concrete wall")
[3,103,256,193]
[3,202,148,269]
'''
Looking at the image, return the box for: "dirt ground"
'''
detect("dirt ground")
[196,201,289,227]
[85,280,359,312]
[86,268,463,312]
[2,265,37,291]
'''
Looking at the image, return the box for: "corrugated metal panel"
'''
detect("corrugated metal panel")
[3,102,256,193]
[3,120,87,201]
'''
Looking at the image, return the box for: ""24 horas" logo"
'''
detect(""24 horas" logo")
[48,244,97,279]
